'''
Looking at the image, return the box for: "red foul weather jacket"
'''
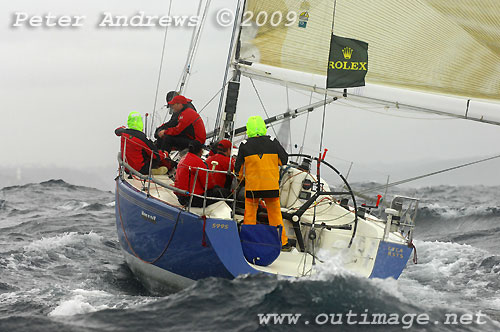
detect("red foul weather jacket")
[174,152,209,196]
[205,153,235,190]
[163,107,206,144]
[115,127,168,174]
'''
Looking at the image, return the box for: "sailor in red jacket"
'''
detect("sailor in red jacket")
[174,141,215,207]
[206,139,235,191]
[156,95,206,152]
[115,111,169,175]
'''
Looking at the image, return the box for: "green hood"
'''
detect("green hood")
[127,111,143,131]
[246,116,267,138]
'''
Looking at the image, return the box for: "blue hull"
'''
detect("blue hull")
[115,178,413,287]
[115,179,258,284]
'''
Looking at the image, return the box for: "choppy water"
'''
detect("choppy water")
[1,179,499,331]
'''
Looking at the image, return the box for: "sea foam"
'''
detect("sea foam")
[24,232,103,252]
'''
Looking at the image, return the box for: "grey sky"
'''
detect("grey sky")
[1,0,500,189]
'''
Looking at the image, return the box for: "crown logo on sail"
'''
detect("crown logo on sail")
[342,47,353,59]
[298,11,309,28]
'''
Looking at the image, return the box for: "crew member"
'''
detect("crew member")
[155,95,206,152]
[155,92,197,142]
[235,116,290,249]
[166,90,197,111]
[115,111,169,175]
[174,141,215,207]
[206,139,235,191]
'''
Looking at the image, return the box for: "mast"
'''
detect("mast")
[214,0,246,141]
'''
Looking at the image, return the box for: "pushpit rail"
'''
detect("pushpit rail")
[384,195,419,243]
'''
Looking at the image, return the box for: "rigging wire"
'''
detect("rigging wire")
[288,86,459,121]
[197,79,231,115]
[249,77,278,138]
[177,0,212,94]
[159,78,231,127]
[153,1,212,134]
[149,0,173,137]
[335,99,459,121]
[176,0,203,92]
[319,0,338,153]
[298,0,340,272]
[358,153,500,195]
[285,85,293,152]
[297,90,314,158]
[288,86,325,101]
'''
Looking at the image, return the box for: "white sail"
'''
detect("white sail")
[240,0,500,104]
[240,0,334,76]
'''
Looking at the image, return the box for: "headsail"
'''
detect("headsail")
[240,0,500,103]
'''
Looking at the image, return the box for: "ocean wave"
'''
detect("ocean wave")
[40,179,78,188]
[0,287,59,318]
[67,272,499,332]
[48,290,111,317]
[48,295,99,316]
[1,232,105,271]
[1,179,75,191]
[478,255,500,272]
[402,240,500,297]
[0,282,17,294]
[56,201,90,211]
[1,179,107,195]
[24,232,103,253]
[449,227,500,243]
[302,250,413,304]
[83,203,113,211]
[0,235,87,276]
[6,208,35,217]
[1,179,499,331]
[418,204,500,220]
[48,289,154,317]
[55,201,114,213]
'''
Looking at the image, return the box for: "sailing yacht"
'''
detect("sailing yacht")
[114,0,499,291]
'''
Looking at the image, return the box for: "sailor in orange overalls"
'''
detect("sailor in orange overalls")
[234,116,290,249]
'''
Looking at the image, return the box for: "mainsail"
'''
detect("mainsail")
[240,0,500,106]
[240,0,335,76]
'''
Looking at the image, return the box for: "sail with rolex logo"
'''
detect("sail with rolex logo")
[238,0,500,124]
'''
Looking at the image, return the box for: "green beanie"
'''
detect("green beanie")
[127,111,143,131]
[246,115,267,138]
